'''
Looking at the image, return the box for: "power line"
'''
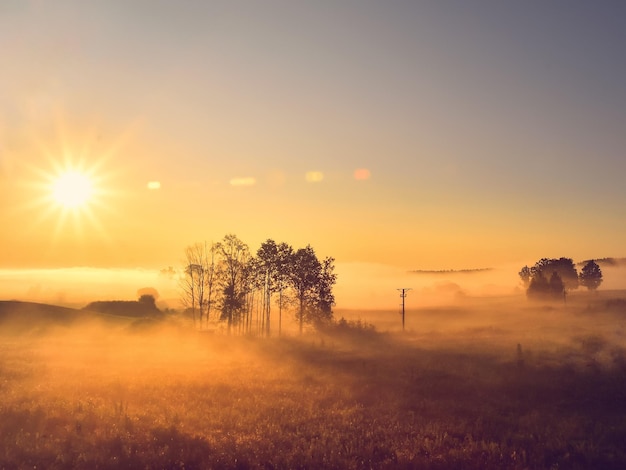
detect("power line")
[397,288,411,331]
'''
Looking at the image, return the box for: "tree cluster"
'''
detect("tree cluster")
[84,295,161,318]
[181,234,336,335]
[519,258,603,300]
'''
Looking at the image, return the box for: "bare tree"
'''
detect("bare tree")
[181,244,207,328]
[180,242,222,329]
[180,254,196,327]
[203,241,221,328]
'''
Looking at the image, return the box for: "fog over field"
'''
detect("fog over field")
[2,283,626,468]
[3,0,626,467]
[3,261,626,311]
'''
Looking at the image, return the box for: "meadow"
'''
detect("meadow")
[1,293,626,469]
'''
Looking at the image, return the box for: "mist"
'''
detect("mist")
[4,262,626,313]
[2,283,626,467]
[0,267,180,309]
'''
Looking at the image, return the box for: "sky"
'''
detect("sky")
[1,1,625,307]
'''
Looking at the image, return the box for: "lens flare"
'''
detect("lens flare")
[305,171,324,183]
[230,177,256,187]
[353,168,371,181]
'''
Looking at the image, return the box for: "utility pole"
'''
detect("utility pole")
[397,288,411,331]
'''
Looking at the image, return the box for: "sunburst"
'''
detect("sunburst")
[51,170,94,209]
[19,132,120,246]
[37,158,110,242]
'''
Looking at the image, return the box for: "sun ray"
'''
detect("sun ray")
[15,121,126,251]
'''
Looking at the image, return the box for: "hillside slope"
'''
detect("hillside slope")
[0,300,134,333]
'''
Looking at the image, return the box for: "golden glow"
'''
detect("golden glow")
[16,127,120,250]
[305,171,324,183]
[230,177,256,187]
[51,170,93,209]
[31,158,110,244]
[147,181,161,190]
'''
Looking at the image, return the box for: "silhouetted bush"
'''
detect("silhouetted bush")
[83,300,162,318]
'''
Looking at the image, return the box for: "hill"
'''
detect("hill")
[0,300,87,323]
[0,300,134,333]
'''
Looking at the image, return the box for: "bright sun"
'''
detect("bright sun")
[51,170,94,209]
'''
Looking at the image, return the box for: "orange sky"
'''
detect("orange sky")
[1,2,625,307]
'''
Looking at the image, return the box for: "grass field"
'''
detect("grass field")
[1,294,626,469]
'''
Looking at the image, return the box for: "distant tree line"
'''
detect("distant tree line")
[84,294,161,318]
[578,257,626,268]
[519,258,603,300]
[410,268,492,275]
[181,234,336,335]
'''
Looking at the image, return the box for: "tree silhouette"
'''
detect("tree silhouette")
[527,271,550,299]
[217,234,250,333]
[256,239,280,337]
[548,271,565,299]
[518,265,532,288]
[289,246,321,334]
[520,258,578,292]
[523,257,582,301]
[532,258,579,291]
[179,235,335,335]
[275,242,294,336]
[181,242,218,328]
[315,256,337,322]
[288,246,336,333]
[204,242,221,327]
[579,260,603,291]
[138,294,157,310]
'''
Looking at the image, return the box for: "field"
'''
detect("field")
[1,294,626,469]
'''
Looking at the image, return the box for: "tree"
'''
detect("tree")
[203,242,221,327]
[253,239,297,337]
[275,242,294,336]
[526,267,566,301]
[313,256,337,323]
[180,242,220,329]
[548,271,565,299]
[137,287,160,301]
[518,265,532,288]
[289,245,322,334]
[181,244,204,328]
[288,246,337,333]
[217,234,250,333]
[240,255,259,334]
[256,239,280,337]
[138,294,158,310]
[531,257,579,291]
[180,235,334,335]
[579,260,603,291]
[527,271,550,299]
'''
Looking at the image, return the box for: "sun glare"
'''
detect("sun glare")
[51,171,93,209]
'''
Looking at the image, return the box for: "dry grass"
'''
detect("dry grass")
[1,294,626,469]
